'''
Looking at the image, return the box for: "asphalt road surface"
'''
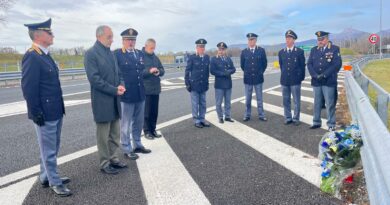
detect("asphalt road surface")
[0,67,344,205]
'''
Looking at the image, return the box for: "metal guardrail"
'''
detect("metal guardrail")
[352,55,390,127]
[0,63,187,81]
[345,57,390,204]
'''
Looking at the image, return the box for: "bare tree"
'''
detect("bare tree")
[0,0,15,23]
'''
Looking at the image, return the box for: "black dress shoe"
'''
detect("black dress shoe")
[310,124,321,129]
[259,117,268,121]
[293,121,301,126]
[243,117,250,121]
[101,165,119,175]
[195,123,203,128]
[51,184,72,197]
[201,122,211,127]
[41,177,71,188]
[134,147,152,154]
[224,118,234,122]
[152,131,162,138]
[219,118,224,123]
[144,133,155,140]
[110,161,128,169]
[124,152,139,160]
[284,120,293,125]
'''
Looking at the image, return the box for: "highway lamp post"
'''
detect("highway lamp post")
[379,0,383,59]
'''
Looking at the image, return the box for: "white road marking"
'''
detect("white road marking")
[161,80,184,86]
[0,73,249,118]
[61,83,90,88]
[0,176,36,205]
[136,137,211,205]
[266,90,314,103]
[0,84,282,191]
[207,112,322,187]
[63,91,90,96]
[0,99,91,118]
[240,100,327,130]
[301,87,313,92]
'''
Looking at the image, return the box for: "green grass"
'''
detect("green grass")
[0,53,84,71]
[340,48,358,56]
[363,59,390,128]
[364,59,390,93]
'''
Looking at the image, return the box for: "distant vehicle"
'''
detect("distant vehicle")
[175,55,185,64]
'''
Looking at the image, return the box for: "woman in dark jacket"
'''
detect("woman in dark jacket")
[142,39,165,139]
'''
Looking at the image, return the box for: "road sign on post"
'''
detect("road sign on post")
[369,34,379,44]
[297,45,315,52]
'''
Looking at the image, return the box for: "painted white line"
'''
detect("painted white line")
[61,83,89,88]
[161,80,185,86]
[0,176,36,205]
[266,90,314,104]
[0,146,97,187]
[207,112,322,187]
[301,87,313,92]
[0,84,284,205]
[136,137,211,205]
[240,100,327,130]
[0,84,282,190]
[0,99,91,118]
[62,91,90,97]
[161,85,186,91]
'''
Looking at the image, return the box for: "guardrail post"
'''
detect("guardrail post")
[360,77,369,95]
[377,94,389,127]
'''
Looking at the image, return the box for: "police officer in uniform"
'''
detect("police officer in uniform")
[185,39,211,128]
[210,42,236,123]
[307,31,342,131]
[21,18,71,196]
[114,28,151,160]
[240,33,268,122]
[278,30,305,126]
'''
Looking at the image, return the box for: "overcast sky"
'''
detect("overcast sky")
[0,0,389,53]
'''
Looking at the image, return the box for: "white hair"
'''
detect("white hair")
[145,38,156,45]
[96,25,110,37]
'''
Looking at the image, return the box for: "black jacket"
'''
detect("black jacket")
[142,48,165,95]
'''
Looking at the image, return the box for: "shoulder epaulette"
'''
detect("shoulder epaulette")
[28,44,42,55]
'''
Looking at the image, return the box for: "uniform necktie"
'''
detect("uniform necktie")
[251,48,254,53]
[129,51,136,59]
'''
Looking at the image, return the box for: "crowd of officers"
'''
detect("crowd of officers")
[20,18,341,197]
